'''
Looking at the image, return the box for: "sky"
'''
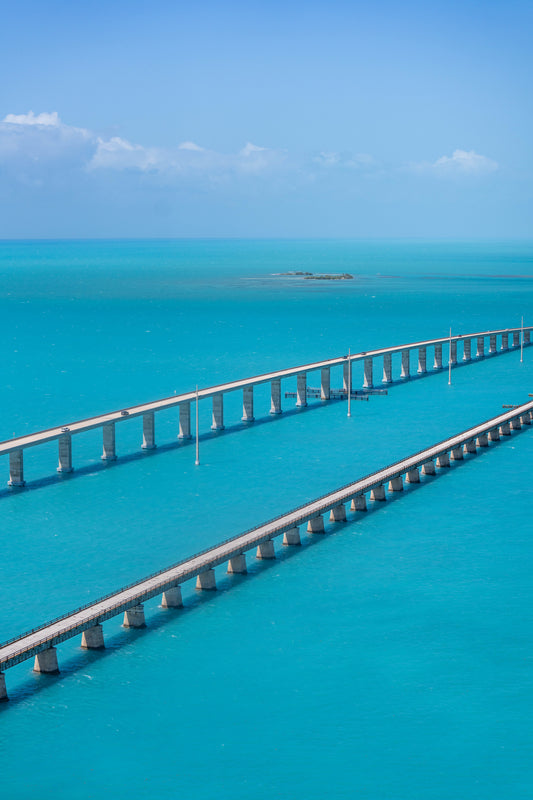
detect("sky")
[0,0,532,238]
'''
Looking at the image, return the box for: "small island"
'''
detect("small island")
[273,271,354,280]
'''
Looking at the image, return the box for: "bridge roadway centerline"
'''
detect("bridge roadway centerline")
[1,397,532,682]
[0,324,530,459]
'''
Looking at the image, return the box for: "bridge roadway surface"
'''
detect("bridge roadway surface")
[2,398,532,672]
[0,325,530,457]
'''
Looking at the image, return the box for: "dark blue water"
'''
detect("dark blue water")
[1,240,532,799]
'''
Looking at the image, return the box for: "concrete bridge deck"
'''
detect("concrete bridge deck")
[1,397,532,695]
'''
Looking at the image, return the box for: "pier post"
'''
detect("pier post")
[307,515,325,533]
[196,569,216,590]
[464,439,477,454]
[123,604,146,627]
[34,647,59,674]
[256,540,276,559]
[417,346,427,374]
[57,433,73,473]
[320,368,331,400]
[343,361,351,395]
[383,353,392,384]
[351,495,367,511]
[363,357,373,388]
[476,433,489,446]
[463,338,472,361]
[437,452,450,468]
[242,386,254,422]
[270,379,282,414]
[227,554,247,573]
[81,624,105,649]
[142,412,156,450]
[520,413,531,426]
[513,331,520,347]
[101,422,117,460]
[179,402,192,439]
[434,343,443,370]
[0,673,6,702]
[450,340,457,365]
[401,349,410,380]
[422,460,436,475]
[388,476,403,492]
[8,450,25,487]
[489,427,500,442]
[406,467,420,483]
[370,484,386,501]
[476,336,485,358]
[282,527,301,545]
[296,373,307,407]
[525,330,531,344]
[489,334,497,354]
[511,417,521,430]
[500,421,511,435]
[451,446,464,460]
[501,333,509,351]
[330,504,346,522]
[211,394,225,430]
[161,586,183,608]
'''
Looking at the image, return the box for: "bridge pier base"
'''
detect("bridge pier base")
[520,414,531,426]
[142,412,156,450]
[434,343,443,370]
[242,387,254,422]
[307,516,325,533]
[417,346,427,374]
[401,349,410,379]
[296,373,307,407]
[0,673,6,701]
[8,450,25,487]
[489,334,497,354]
[500,421,511,436]
[463,338,472,361]
[161,587,183,608]
[330,504,346,522]
[101,422,117,461]
[370,485,386,501]
[511,417,521,430]
[450,340,457,365]
[34,647,59,674]
[501,333,509,351]
[227,554,247,573]
[256,541,276,559]
[81,624,105,649]
[211,394,225,430]
[343,361,351,395]
[476,433,489,447]
[422,460,436,475]
[406,468,420,483]
[364,358,373,388]
[477,336,485,358]
[283,527,301,545]
[451,447,464,461]
[351,495,367,511]
[196,569,216,590]
[270,379,282,414]
[179,402,192,439]
[437,453,450,468]
[321,368,331,400]
[513,331,520,347]
[489,428,500,442]
[123,604,146,628]
[389,476,403,492]
[383,353,392,384]
[57,433,73,473]
[464,440,477,454]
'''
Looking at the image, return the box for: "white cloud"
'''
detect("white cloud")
[240,142,266,156]
[416,149,498,176]
[178,141,204,151]
[3,111,61,127]
[313,151,376,169]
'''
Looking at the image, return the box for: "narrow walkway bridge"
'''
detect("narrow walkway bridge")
[1,324,530,488]
[1,397,532,701]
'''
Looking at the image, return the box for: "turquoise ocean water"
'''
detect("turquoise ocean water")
[0,240,532,799]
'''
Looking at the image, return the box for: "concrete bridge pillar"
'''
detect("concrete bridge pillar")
[489,427,500,442]
[476,433,489,446]
[383,353,392,384]
[511,417,521,430]
[401,349,410,380]
[520,414,531,426]
[351,495,367,511]
[434,343,443,370]
[406,467,420,483]
[422,460,436,475]
[179,401,192,439]
[307,515,325,533]
[513,331,520,347]
[123,604,146,627]
[500,421,511,436]
[489,334,497,353]
[437,452,450,468]
[34,647,59,674]
[142,412,156,450]
[388,476,403,492]
[211,394,225,430]
[297,373,307,407]
[343,361,351,395]
[363,357,373,388]
[330,504,346,522]
[242,386,254,422]
[57,433,73,473]
[283,527,301,545]
[227,554,247,573]
[321,368,331,400]
[463,338,472,361]
[101,422,117,461]
[501,333,509,350]
[524,330,531,344]
[256,540,276,559]
[417,347,427,374]
[450,340,457,365]
[161,586,183,608]
[270,380,282,414]
[370,485,386,501]
[0,673,7,702]
[8,450,25,487]
[464,439,477,454]
[451,447,464,461]
[196,569,216,590]
[81,624,105,649]
[476,336,485,358]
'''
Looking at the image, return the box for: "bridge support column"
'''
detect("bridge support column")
[363,357,373,388]
[489,428,500,442]
[511,417,521,430]
[463,338,472,361]
[370,485,386,501]
[343,361,351,395]
[450,340,457,365]
[501,333,509,351]
[142,412,156,450]
[81,624,105,649]
[476,433,489,447]
[389,476,403,492]
[383,353,392,384]
[161,586,183,608]
[227,554,247,573]
[476,337,485,358]
[330,504,346,522]
[422,460,436,475]
[489,334,497,354]
[57,433,73,473]
[8,450,25,487]
[242,386,254,422]
[101,422,117,461]
[307,515,325,533]
[270,380,282,415]
[513,331,520,347]
[351,495,367,511]
[256,541,275,559]
[34,647,59,674]
[437,453,450,468]
[283,527,301,545]
[321,368,330,400]
[123,604,146,627]
[211,394,225,430]
[196,569,216,590]
[464,439,477,454]
[297,373,307,407]
[434,344,443,370]
[500,421,511,436]
[525,330,531,344]
[451,447,463,461]
[520,414,531,426]
[0,673,6,702]
[401,349,410,380]
[417,347,427,374]
[179,402,192,439]
[406,467,420,483]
